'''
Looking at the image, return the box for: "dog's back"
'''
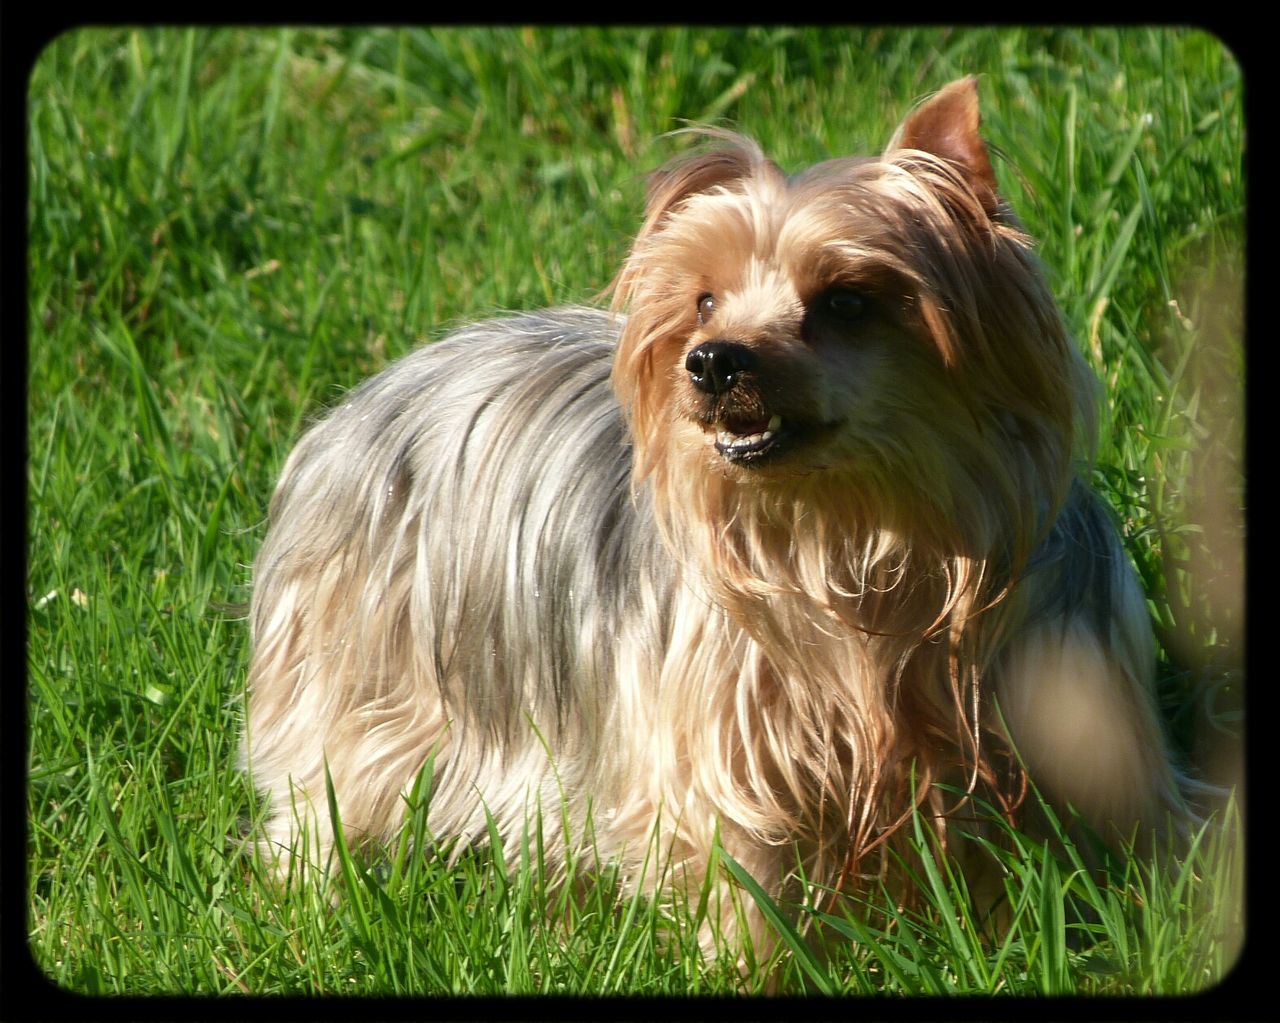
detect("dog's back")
[244,308,673,864]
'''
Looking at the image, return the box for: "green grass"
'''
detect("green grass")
[26,27,1243,996]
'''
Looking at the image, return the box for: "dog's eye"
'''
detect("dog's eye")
[697,293,716,325]
[821,288,866,322]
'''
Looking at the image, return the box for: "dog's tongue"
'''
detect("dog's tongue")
[720,412,780,437]
[725,418,769,436]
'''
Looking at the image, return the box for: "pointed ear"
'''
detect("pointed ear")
[889,76,1000,215]
[633,133,775,241]
[609,136,771,311]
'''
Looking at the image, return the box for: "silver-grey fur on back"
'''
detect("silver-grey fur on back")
[245,308,676,861]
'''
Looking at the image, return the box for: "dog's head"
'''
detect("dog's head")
[612,78,1093,562]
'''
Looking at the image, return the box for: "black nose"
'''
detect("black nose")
[685,341,755,396]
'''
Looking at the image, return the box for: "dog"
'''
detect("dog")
[242,77,1189,949]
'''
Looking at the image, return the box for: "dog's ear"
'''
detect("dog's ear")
[889,76,1000,215]
[608,137,771,311]
[635,135,773,240]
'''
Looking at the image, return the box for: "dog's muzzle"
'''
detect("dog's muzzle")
[686,341,789,462]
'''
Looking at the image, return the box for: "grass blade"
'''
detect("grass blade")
[719,850,834,995]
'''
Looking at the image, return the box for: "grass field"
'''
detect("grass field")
[25,27,1244,997]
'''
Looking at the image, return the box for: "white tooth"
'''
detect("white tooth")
[767,414,782,431]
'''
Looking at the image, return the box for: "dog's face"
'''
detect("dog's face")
[649,161,969,483]
[613,79,1086,549]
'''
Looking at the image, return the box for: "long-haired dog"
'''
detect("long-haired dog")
[243,78,1188,946]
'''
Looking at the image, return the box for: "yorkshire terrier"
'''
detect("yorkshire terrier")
[243,78,1189,946]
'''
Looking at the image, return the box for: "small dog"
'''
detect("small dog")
[243,78,1188,945]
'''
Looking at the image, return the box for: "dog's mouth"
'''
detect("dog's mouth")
[704,408,843,467]
[711,412,788,463]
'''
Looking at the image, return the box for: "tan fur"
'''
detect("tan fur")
[242,78,1189,952]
